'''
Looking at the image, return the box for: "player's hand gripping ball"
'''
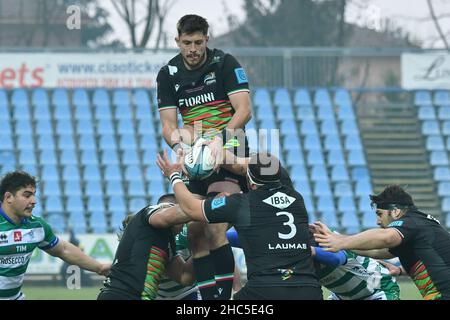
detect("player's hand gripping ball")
[183,138,215,180]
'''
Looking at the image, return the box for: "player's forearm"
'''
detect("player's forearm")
[58,242,103,273]
[341,229,399,251]
[173,183,206,222]
[352,248,395,259]
[162,124,181,148]
[226,107,252,129]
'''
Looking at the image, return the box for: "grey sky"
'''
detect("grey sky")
[101,0,450,48]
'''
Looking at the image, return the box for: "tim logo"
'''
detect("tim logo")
[13,231,22,242]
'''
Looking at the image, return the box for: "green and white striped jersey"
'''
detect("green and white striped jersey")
[0,210,58,299]
[317,250,400,300]
[156,224,199,300]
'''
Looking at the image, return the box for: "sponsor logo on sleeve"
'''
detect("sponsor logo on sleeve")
[13,231,22,242]
[234,68,248,84]
[388,221,404,227]
[211,197,226,210]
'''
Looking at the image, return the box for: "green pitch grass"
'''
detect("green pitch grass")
[22,279,422,300]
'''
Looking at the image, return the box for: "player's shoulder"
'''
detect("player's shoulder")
[158,54,183,74]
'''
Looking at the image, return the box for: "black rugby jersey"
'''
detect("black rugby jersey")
[202,183,319,288]
[387,209,450,300]
[103,204,175,300]
[156,48,250,132]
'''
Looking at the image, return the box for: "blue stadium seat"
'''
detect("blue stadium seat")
[84,181,103,199]
[340,210,360,233]
[90,211,107,233]
[286,149,304,165]
[73,89,90,108]
[320,210,339,229]
[14,119,33,134]
[94,104,113,120]
[344,135,363,150]
[438,106,450,120]
[300,120,319,136]
[358,196,372,212]
[124,164,142,181]
[103,163,122,181]
[64,180,82,197]
[110,211,126,232]
[144,166,164,183]
[108,196,126,213]
[253,88,272,107]
[35,118,53,135]
[0,120,12,135]
[355,180,373,196]
[133,89,151,107]
[121,149,140,165]
[119,134,138,150]
[443,121,450,136]
[274,88,291,105]
[45,195,64,212]
[323,135,342,151]
[57,134,76,151]
[93,89,110,107]
[334,182,353,197]
[86,195,105,212]
[304,134,321,151]
[18,150,37,165]
[314,181,332,197]
[296,105,315,121]
[126,180,146,197]
[105,180,124,196]
[290,164,309,181]
[421,120,440,135]
[99,134,117,151]
[293,89,312,107]
[83,164,102,181]
[430,151,449,166]
[414,90,433,106]
[16,133,34,150]
[117,118,135,135]
[139,133,158,151]
[334,89,352,107]
[301,194,314,213]
[310,165,328,182]
[320,119,339,136]
[40,164,59,181]
[32,92,51,120]
[11,89,29,110]
[39,149,58,165]
[46,213,66,233]
[148,182,166,202]
[256,103,275,121]
[52,89,70,108]
[137,119,155,135]
[55,119,73,134]
[317,104,335,120]
[327,149,346,165]
[434,90,450,106]
[438,182,450,196]
[337,104,356,121]
[446,137,450,150]
[114,103,133,120]
[441,197,450,212]
[74,104,92,121]
[52,101,71,120]
[338,196,356,212]
[340,119,359,135]
[348,150,366,166]
[68,211,87,234]
[418,106,436,120]
[282,133,301,151]
[100,150,120,165]
[97,119,115,135]
[149,88,158,107]
[62,165,81,181]
[279,119,298,136]
[78,134,96,151]
[0,90,8,109]
[60,149,78,165]
[80,150,99,165]
[0,134,13,151]
[66,194,84,212]
[426,136,445,151]
[128,197,147,212]
[41,180,62,197]
[314,89,332,107]
[307,150,325,165]
[351,167,370,181]
[113,89,131,107]
[331,165,349,181]
[361,210,377,229]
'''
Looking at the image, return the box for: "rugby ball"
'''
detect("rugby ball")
[184,138,215,180]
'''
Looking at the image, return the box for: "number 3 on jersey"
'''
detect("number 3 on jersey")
[276,212,296,239]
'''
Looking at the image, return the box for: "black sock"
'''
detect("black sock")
[210,243,235,300]
[193,255,220,300]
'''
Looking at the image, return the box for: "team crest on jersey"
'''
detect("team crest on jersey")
[263,192,295,209]
[168,65,178,76]
[204,72,216,85]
